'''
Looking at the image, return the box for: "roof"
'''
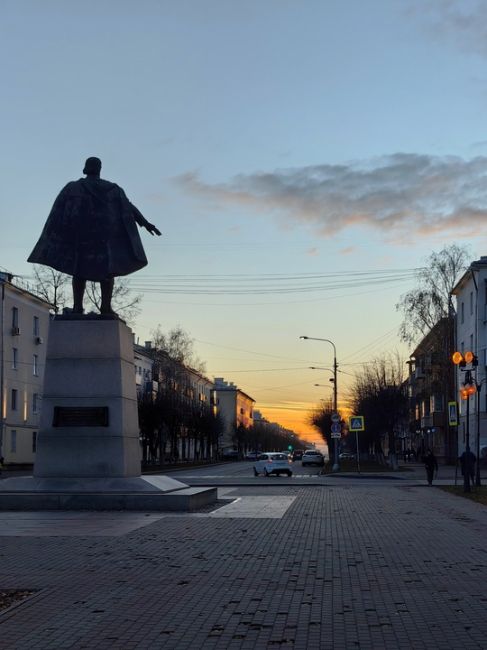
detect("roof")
[451,256,487,295]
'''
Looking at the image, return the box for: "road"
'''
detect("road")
[161,459,417,487]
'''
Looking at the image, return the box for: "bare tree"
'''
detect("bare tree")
[85,278,142,325]
[30,265,69,313]
[308,397,335,452]
[151,325,206,373]
[396,244,470,345]
[350,352,408,467]
[30,265,141,324]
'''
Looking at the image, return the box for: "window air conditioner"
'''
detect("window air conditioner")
[35,336,43,344]
[11,327,20,336]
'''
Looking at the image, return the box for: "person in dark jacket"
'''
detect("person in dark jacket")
[28,157,161,314]
[423,449,438,486]
[460,450,476,483]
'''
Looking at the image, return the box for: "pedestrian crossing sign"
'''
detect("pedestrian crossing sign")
[349,416,365,432]
[448,401,458,426]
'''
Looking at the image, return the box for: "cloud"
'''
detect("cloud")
[306,247,319,257]
[417,1,487,57]
[177,154,487,242]
[339,246,356,256]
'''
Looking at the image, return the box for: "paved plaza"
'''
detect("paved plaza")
[1,478,487,649]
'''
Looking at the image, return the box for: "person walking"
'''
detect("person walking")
[460,449,476,484]
[423,449,438,486]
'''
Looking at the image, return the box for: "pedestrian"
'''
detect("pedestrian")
[423,449,438,486]
[460,449,476,483]
[0,456,4,477]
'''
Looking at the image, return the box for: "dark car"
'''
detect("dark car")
[292,450,304,461]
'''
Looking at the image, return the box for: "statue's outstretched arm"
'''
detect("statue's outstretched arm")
[131,202,162,237]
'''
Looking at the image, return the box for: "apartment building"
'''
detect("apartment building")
[0,273,52,464]
[406,318,455,462]
[213,377,255,454]
[451,256,487,461]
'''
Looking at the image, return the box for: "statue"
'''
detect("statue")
[28,157,161,314]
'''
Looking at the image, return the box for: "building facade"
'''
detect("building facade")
[0,273,51,464]
[213,377,255,454]
[406,318,455,463]
[452,256,487,462]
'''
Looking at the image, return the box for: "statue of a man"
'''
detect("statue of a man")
[28,157,161,314]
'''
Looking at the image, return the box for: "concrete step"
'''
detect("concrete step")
[0,486,218,512]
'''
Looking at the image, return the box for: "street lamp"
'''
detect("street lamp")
[301,335,339,471]
[453,350,478,493]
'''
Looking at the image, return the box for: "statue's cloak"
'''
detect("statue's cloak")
[28,178,149,281]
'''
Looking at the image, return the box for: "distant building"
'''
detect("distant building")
[134,340,157,399]
[213,378,255,453]
[407,318,455,462]
[0,272,52,464]
[452,256,487,461]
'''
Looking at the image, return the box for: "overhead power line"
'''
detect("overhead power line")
[128,268,419,295]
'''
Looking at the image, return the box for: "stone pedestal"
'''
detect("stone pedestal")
[0,316,217,511]
[34,317,141,478]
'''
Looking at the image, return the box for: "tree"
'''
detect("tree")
[151,325,206,373]
[30,265,69,313]
[85,277,141,325]
[350,353,408,467]
[29,264,142,324]
[308,397,334,452]
[396,244,470,345]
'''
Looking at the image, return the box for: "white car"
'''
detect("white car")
[301,450,325,467]
[253,452,292,477]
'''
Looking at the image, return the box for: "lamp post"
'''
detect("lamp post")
[453,350,478,493]
[301,336,339,471]
[475,378,486,487]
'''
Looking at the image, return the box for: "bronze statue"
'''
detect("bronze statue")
[28,157,161,314]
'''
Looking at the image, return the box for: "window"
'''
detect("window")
[33,393,39,414]
[33,354,39,376]
[12,348,18,370]
[431,395,443,412]
[11,307,18,329]
[470,291,474,315]
[470,334,474,351]
[11,389,18,411]
[461,302,464,323]
[32,431,37,453]
[10,430,17,453]
[33,316,40,337]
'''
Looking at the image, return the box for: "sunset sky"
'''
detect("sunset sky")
[3,0,487,443]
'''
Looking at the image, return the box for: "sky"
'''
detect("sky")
[2,0,487,443]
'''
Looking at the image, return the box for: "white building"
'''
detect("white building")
[452,256,487,460]
[0,273,52,464]
[213,378,255,453]
[134,340,157,399]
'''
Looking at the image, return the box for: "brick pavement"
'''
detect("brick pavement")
[0,484,487,649]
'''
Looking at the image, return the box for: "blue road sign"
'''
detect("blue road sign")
[349,416,365,432]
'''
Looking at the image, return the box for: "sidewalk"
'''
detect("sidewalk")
[1,481,487,649]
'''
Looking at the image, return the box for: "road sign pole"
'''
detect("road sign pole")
[355,430,361,474]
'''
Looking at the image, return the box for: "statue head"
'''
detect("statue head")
[83,157,102,176]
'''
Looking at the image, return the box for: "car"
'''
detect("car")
[222,449,239,460]
[292,450,304,461]
[245,451,259,461]
[301,449,325,467]
[253,452,292,477]
[339,452,356,460]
